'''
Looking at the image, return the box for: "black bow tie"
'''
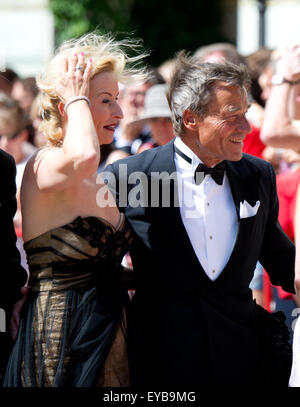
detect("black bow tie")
[194,161,226,185]
[174,144,226,185]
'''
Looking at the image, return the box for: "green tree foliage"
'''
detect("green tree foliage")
[130,0,226,66]
[49,0,227,67]
[49,0,134,46]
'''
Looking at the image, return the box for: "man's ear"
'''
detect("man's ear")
[58,101,67,120]
[183,109,198,131]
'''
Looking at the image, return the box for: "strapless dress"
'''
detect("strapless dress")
[3,213,133,387]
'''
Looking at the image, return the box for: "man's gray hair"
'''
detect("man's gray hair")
[167,51,251,137]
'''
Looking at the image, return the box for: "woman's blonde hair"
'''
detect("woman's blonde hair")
[36,31,148,146]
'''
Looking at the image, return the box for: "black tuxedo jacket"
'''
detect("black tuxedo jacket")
[105,140,295,387]
[0,149,27,382]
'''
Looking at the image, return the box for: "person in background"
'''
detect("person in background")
[243,47,273,161]
[11,77,39,118]
[257,46,300,173]
[29,92,47,148]
[133,83,174,153]
[0,93,36,262]
[0,94,36,196]
[245,47,273,127]
[0,147,27,385]
[0,93,36,272]
[157,58,176,84]
[193,42,247,66]
[0,68,19,97]
[256,46,300,336]
[260,45,300,150]
[289,175,300,386]
[113,69,165,156]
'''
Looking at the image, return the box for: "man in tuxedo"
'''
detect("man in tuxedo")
[0,149,27,384]
[105,54,295,387]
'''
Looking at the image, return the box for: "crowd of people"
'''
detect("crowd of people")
[0,30,300,388]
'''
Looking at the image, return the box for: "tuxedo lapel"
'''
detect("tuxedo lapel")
[148,139,177,174]
[225,158,260,221]
[212,157,262,282]
[148,140,180,217]
[147,140,207,281]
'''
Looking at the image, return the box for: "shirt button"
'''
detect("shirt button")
[207,202,210,206]
[209,235,213,239]
[212,269,215,273]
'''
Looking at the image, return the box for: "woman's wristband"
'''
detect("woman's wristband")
[64,96,91,115]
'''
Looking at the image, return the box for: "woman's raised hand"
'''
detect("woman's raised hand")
[55,52,93,103]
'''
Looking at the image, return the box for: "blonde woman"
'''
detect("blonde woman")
[4,32,146,387]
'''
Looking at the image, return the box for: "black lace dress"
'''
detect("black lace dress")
[3,214,133,387]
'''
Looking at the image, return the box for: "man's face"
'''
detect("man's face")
[192,82,251,165]
[148,117,174,146]
[119,82,151,118]
[0,124,25,163]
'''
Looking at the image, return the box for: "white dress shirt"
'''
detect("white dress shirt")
[174,137,238,281]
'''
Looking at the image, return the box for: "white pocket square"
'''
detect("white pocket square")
[239,200,260,219]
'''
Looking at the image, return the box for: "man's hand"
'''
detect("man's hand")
[9,286,30,342]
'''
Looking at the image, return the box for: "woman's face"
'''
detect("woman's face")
[89,70,123,145]
[0,124,26,164]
